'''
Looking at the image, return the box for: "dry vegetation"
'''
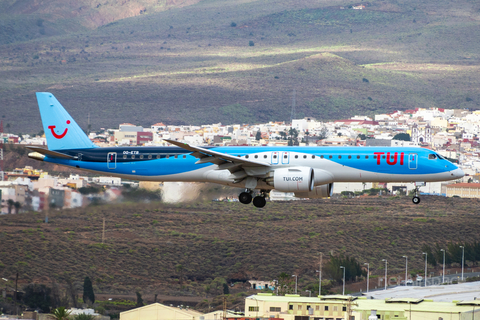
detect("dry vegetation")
[0,0,479,133]
[1,196,479,299]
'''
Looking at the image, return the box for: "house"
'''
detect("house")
[446,183,480,198]
[248,280,275,290]
[119,303,203,320]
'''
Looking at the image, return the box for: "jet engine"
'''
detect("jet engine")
[295,183,334,199]
[266,167,314,192]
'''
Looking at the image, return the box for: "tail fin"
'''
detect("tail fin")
[36,92,97,150]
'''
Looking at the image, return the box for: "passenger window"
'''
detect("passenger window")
[183,155,186,159]
[131,155,135,159]
[382,155,386,159]
[294,155,298,159]
[365,155,369,159]
[284,155,288,159]
[148,155,152,159]
[348,155,352,159]
[357,155,360,159]
[329,155,332,159]
[264,155,267,158]
[338,155,342,159]
[246,155,249,159]
[237,155,241,157]
[320,155,324,159]
[273,155,277,159]
[156,155,160,159]
[174,155,178,159]
[254,155,258,158]
[123,155,127,159]
[303,155,307,159]
[312,155,315,159]
[428,154,437,160]
[166,155,170,159]
[374,155,377,159]
[139,155,144,159]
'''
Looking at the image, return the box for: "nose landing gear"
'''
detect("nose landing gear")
[412,185,421,204]
[412,196,421,204]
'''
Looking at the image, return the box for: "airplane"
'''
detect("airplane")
[27,92,464,208]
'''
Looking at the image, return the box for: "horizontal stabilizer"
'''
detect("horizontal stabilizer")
[26,146,76,159]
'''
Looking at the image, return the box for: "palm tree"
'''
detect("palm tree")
[13,201,21,214]
[51,307,71,320]
[7,199,14,214]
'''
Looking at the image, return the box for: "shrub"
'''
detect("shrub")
[230,22,236,27]
[249,41,254,46]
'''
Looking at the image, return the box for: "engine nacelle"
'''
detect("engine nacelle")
[266,167,314,192]
[295,183,334,199]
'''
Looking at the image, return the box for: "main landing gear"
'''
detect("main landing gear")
[238,189,268,208]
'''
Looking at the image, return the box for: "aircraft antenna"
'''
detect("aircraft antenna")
[290,89,296,124]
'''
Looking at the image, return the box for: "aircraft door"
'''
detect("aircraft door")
[408,153,417,170]
[107,152,117,169]
[281,151,290,164]
[271,152,279,165]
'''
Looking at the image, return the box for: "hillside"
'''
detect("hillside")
[1,0,480,133]
[0,0,201,43]
[1,196,479,300]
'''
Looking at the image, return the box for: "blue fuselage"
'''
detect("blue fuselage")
[41,146,463,188]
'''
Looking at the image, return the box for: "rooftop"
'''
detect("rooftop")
[365,281,480,302]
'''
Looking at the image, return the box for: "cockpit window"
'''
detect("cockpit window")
[428,154,437,160]
[436,153,445,160]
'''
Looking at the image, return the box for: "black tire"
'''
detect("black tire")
[253,196,266,208]
[239,192,252,204]
[412,196,420,204]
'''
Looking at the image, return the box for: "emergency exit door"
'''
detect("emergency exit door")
[408,153,417,170]
[107,152,117,169]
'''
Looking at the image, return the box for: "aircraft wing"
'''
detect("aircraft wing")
[163,139,270,171]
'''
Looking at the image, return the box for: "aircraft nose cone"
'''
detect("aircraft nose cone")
[451,168,464,178]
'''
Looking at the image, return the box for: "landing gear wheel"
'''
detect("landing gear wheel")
[412,196,421,204]
[239,192,253,204]
[253,196,266,208]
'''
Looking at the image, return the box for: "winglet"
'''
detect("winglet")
[36,92,97,150]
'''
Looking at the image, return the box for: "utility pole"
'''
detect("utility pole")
[316,253,323,296]
[345,298,358,320]
[290,89,296,124]
[223,296,227,320]
[87,112,91,135]
[102,217,106,244]
[364,263,369,293]
[14,273,18,316]
[0,120,4,181]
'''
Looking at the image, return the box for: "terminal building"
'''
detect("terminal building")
[244,293,480,320]
[118,282,480,320]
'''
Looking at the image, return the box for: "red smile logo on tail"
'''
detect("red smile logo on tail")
[48,120,70,139]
